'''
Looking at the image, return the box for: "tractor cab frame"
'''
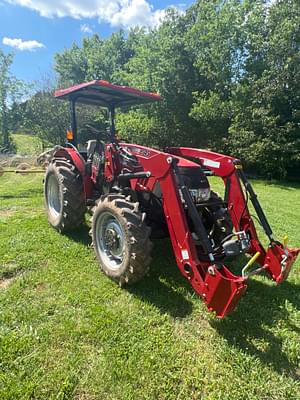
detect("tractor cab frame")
[55,79,162,146]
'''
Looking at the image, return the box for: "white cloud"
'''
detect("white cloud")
[107,0,170,28]
[80,23,93,34]
[2,37,45,51]
[5,0,179,28]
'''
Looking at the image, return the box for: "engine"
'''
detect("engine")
[177,165,211,202]
[177,165,250,260]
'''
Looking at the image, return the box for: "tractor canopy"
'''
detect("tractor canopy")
[54,80,162,108]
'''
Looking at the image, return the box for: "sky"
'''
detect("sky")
[0,0,192,84]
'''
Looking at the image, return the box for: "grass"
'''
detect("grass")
[11,133,45,156]
[0,173,300,400]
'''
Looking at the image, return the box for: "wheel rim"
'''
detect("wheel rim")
[95,211,125,271]
[47,174,62,218]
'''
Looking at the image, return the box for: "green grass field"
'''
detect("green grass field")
[11,134,45,156]
[0,173,300,400]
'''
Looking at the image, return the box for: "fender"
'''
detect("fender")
[53,147,93,200]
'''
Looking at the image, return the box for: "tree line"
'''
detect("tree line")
[0,0,299,179]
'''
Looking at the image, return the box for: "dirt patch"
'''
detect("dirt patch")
[0,261,20,280]
[0,209,16,219]
[0,277,14,289]
[74,393,98,400]
[34,282,48,292]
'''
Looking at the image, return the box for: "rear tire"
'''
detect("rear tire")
[44,158,86,232]
[92,194,152,286]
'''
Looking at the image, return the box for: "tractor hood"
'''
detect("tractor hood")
[54,80,162,108]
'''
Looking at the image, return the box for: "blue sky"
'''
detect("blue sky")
[0,0,192,84]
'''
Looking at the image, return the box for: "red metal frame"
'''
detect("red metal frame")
[167,147,300,285]
[52,143,299,318]
[54,80,162,107]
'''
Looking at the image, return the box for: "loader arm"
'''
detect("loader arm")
[110,144,249,317]
[105,143,299,317]
[167,147,300,285]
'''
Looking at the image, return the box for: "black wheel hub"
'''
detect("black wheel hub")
[104,228,120,251]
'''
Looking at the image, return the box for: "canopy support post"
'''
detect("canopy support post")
[69,98,78,147]
[109,104,116,143]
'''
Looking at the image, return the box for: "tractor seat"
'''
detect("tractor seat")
[86,140,97,160]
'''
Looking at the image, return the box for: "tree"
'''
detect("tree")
[23,83,107,147]
[55,43,88,87]
[55,31,134,87]
[0,49,28,152]
[48,0,300,179]
[117,8,202,147]
[23,90,69,146]
[227,0,300,178]
[0,50,15,151]
[186,0,247,148]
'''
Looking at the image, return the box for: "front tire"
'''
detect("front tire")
[44,158,86,232]
[92,194,152,286]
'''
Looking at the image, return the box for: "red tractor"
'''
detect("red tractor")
[44,80,299,318]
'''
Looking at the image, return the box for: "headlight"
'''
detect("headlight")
[189,187,211,202]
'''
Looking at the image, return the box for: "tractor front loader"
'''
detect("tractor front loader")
[43,80,299,318]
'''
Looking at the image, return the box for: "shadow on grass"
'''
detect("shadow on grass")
[211,278,300,379]
[131,239,300,377]
[128,239,194,318]
[64,231,194,318]
[64,223,92,246]
[64,227,300,377]
[251,178,300,191]
[0,188,43,199]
